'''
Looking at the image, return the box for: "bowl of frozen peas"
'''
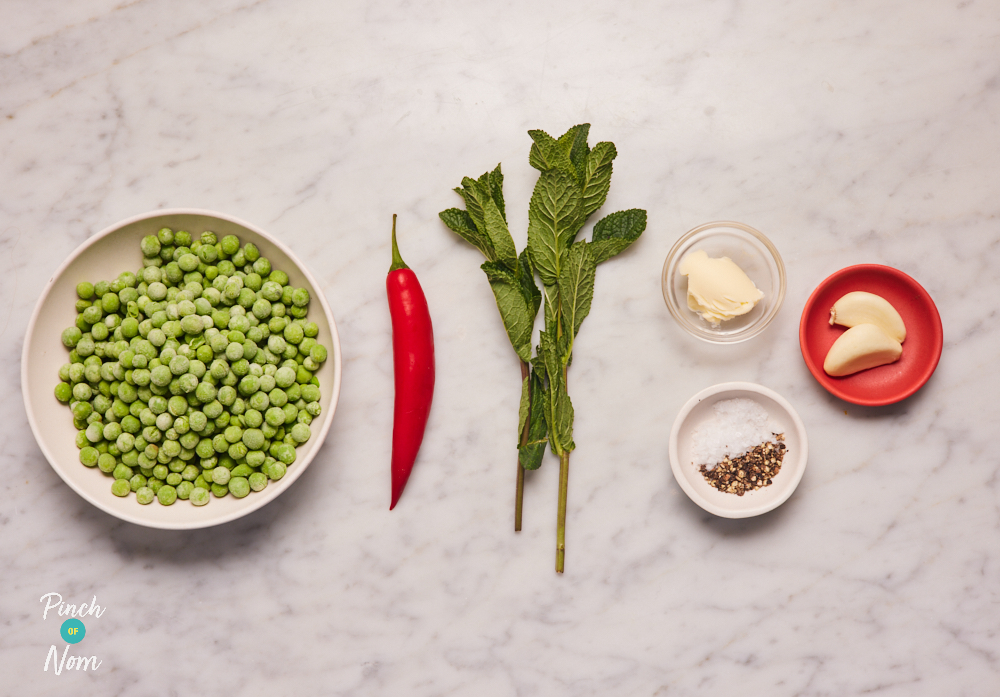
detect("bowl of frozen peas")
[22,209,342,529]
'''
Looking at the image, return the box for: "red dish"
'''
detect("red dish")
[799,265,943,406]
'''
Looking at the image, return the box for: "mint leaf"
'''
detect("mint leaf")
[558,124,591,183]
[457,177,489,238]
[542,283,560,338]
[580,142,617,220]
[440,207,496,260]
[528,129,576,177]
[590,208,647,263]
[518,369,548,470]
[488,164,506,223]
[482,261,534,362]
[558,241,596,345]
[483,196,518,265]
[527,169,582,286]
[538,331,573,456]
[517,249,541,319]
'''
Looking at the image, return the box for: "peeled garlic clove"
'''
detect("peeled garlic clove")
[824,323,903,377]
[829,291,906,343]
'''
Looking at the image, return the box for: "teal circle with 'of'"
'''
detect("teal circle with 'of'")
[60,618,86,644]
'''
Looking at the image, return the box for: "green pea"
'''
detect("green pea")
[189,486,210,506]
[136,486,155,505]
[290,423,311,444]
[310,344,328,364]
[79,447,99,467]
[55,382,73,402]
[76,281,95,299]
[129,474,147,491]
[228,476,250,498]
[248,472,268,492]
[111,479,131,497]
[157,485,177,505]
[266,460,287,480]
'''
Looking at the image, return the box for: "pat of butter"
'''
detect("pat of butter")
[679,249,764,325]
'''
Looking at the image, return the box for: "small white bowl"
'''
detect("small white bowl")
[662,221,786,344]
[669,382,807,518]
[21,209,342,529]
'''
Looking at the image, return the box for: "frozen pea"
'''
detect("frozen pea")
[166,472,182,486]
[283,322,304,345]
[264,407,286,428]
[290,423,311,444]
[189,410,209,431]
[112,463,133,480]
[238,374,259,396]
[211,483,229,498]
[301,384,320,403]
[79,447,99,467]
[167,396,188,416]
[189,486,210,506]
[55,382,73,402]
[76,281,95,299]
[157,485,177,505]
[249,390,270,411]
[97,452,116,472]
[243,409,263,429]
[248,472,268,492]
[129,474,147,491]
[85,422,104,443]
[228,442,248,461]
[242,428,265,451]
[310,344,328,363]
[103,422,123,442]
[180,314,205,334]
[176,480,194,500]
[274,366,296,389]
[228,476,250,498]
[111,479,131,497]
[212,466,231,485]
[266,460,287,480]
[291,288,310,307]
[136,486,155,505]
[275,443,296,465]
[116,432,135,452]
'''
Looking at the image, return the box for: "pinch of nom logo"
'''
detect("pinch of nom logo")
[40,592,105,675]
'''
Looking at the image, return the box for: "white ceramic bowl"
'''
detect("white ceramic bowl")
[669,382,807,518]
[662,221,786,343]
[22,209,342,529]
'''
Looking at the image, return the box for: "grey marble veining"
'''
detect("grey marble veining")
[2,0,999,694]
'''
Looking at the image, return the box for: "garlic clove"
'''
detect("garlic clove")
[823,323,903,377]
[829,291,906,343]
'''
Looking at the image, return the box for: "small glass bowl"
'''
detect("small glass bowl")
[662,221,786,344]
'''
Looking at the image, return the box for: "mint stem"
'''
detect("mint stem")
[555,450,569,573]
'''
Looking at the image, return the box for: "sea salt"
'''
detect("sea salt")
[690,398,771,469]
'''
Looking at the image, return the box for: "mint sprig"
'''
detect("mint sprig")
[440,125,646,571]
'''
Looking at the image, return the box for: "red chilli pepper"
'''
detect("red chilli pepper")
[387,214,435,510]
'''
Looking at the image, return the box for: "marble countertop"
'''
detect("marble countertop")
[3,1,998,694]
